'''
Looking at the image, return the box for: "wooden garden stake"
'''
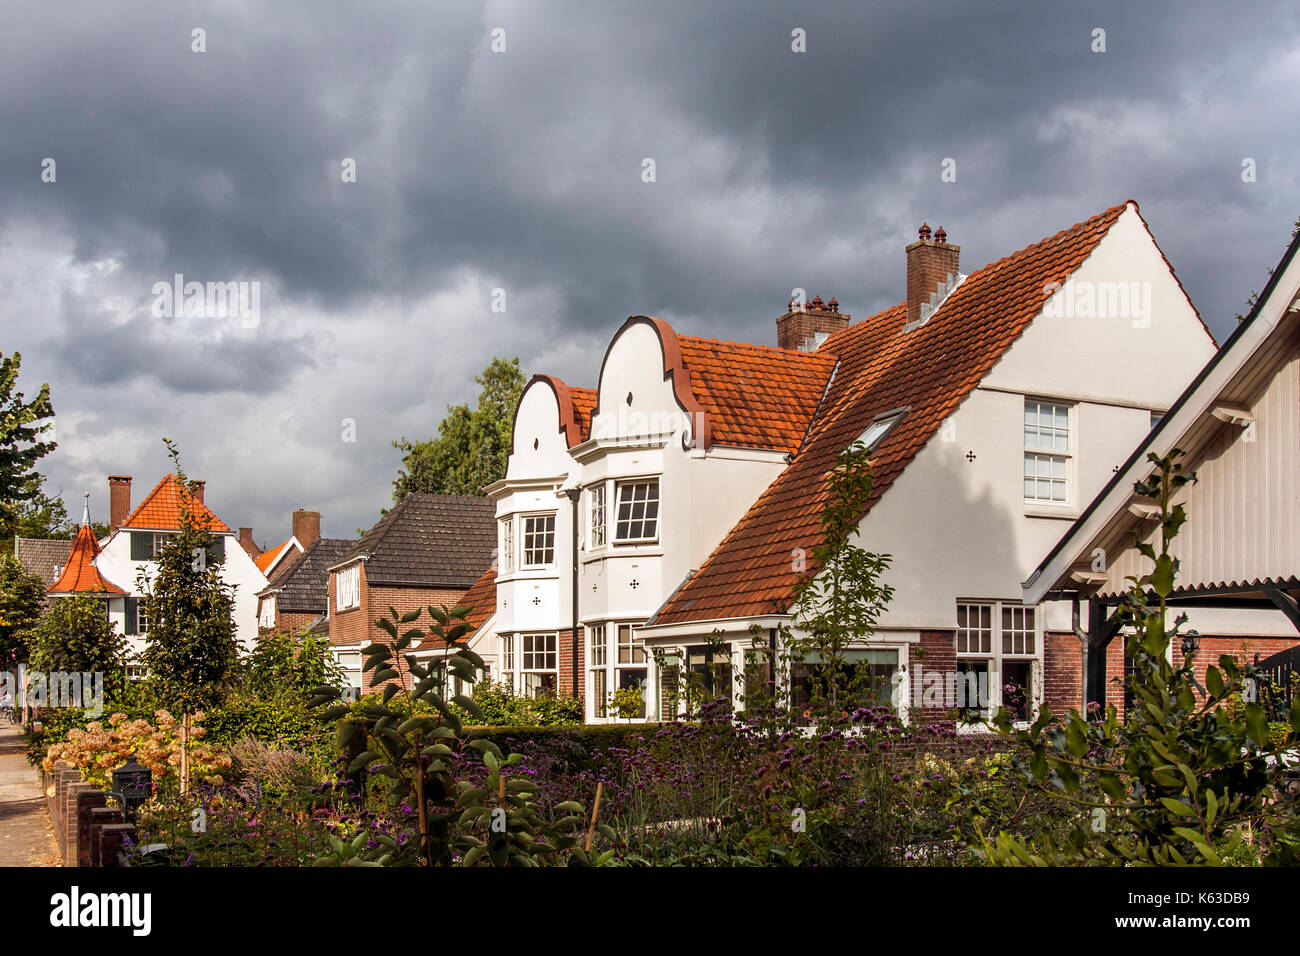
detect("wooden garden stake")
[584,781,604,853]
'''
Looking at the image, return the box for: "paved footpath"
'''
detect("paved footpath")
[0,720,60,866]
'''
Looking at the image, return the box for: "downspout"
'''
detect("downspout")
[564,489,581,701]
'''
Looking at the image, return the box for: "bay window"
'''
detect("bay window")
[522,514,556,567]
[614,480,659,544]
[521,632,558,697]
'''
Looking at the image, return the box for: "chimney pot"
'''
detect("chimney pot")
[238,527,261,559]
[776,293,850,350]
[108,475,132,534]
[190,479,205,504]
[292,510,321,550]
[918,223,932,241]
[906,223,961,327]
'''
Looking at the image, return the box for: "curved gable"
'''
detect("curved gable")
[592,315,712,450]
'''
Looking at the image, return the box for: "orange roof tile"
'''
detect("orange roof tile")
[120,474,231,533]
[255,538,296,574]
[652,201,1131,625]
[458,566,497,635]
[49,524,126,596]
[675,335,837,454]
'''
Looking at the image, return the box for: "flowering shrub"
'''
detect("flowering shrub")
[41,710,232,788]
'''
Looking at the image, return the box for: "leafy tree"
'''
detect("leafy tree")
[974,451,1300,865]
[30,594,129,695]
[392,357,526,500]
[0,551,47,668]
[243,629,345,700]
[775,441,895,720]
[0,352,57,540]
[139,440,239,792]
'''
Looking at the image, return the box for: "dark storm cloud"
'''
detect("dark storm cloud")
[1,0,1297,534]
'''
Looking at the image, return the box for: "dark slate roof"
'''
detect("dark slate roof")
[260,537,356,613]
[15,536,74,586]
[333,494,496,588]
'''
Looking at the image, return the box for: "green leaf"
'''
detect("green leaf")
[1205,665,1225,698]
[1159,797,1194,817]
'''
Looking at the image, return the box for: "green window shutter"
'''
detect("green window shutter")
[129,532,151,561]
[207,535,226,564]
[123,597,138,635]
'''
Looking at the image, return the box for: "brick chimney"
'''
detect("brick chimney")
[108,475,132,533]
[238,527,261,558]
[292,510,320,549]
[776,294,851,351]
[906,223,961,327]
[190,479,205,504]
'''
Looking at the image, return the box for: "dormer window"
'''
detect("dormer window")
[857,408,908,453]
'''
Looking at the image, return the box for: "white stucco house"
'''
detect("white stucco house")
[457,201,1294,724]
[50,474,268,662]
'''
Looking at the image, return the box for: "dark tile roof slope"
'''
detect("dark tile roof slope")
[15,537,74,586]
[263,537,357,613]
[652,201,1130,625]
[337,494,495,588]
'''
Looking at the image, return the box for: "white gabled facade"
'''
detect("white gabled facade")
[481,202,1289,725]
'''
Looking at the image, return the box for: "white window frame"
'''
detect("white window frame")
[1024,398,1072,506]
[589,484,606,549]
[588,624,608,719]
[613,479,660,545]
[259,596,276,629]
[521,514,556,568]
[858,407,908,452]
[152,532,177,558]
[956,600,1040,725]
[135,601,149,636]
[500,516,514,573]
[501,634,516,692]
[336,564,361,611]
[520,632,558,697]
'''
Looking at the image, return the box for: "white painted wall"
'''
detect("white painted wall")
[97,529,268,658]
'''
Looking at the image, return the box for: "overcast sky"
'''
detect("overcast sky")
[2,1,1297,545]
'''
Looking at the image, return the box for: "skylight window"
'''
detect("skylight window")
[857,408,908,452]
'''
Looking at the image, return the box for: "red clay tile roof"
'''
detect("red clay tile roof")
[675,335,838,455]
[458,566,497,636]
[120,474,231,533]
[652,201,1132,625]
[49,524,126,596]
[528,376,598,448]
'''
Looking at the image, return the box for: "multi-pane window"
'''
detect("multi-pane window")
[614,480,659,544]
[135,601,150,635]
[500,517,513,572]
[522,515,556,567]
[501,636,515,691]
[152,532,177,557]
[589,485,606,548]
[521,633,558,697]
[336,564,360,610]
[259,598,276,629]
[615,624,647,718]
[1024,400,1070,503]
[956,601,1038,722]
[588,625,608,718]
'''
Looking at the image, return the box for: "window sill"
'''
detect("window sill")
[1024,504,1079,520]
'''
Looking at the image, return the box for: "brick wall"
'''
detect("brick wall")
[557,628,585,698]
[908,630,957,723]
[1042,631,1084,717]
